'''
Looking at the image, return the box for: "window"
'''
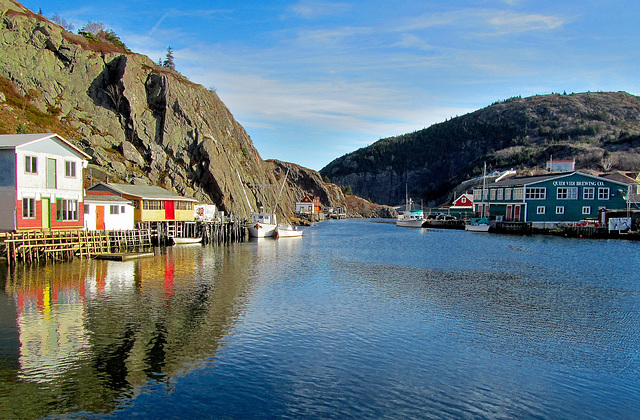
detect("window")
[496,189,504,200]
[556,206,565,214]
[56,199,78,221]
[490,189,496,200]
[583,187,595,200]
[84,204,90,214]
[65,161,76,178]
[143,200,164,210]
[473,189,482,201]
[526,187,546,200]
[557,187,578,200]
[598,187,610,200]
[121,206,126,213]
[537,206,546,214]
[25,156,37,173]
[175,201,194,210]
[582,206,591,215]
[505,188,512,200]
[22,198,36,218]
[110,205,120,214]
[513,188,524,200]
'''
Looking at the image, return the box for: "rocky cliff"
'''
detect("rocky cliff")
[0,0,347,219]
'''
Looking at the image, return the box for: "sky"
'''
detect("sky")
[21,0,640,171]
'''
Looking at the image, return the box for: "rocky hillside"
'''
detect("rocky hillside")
[321,92,640,206]
[0,0,346,219]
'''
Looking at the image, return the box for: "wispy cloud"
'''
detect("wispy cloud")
[289,1,352,19]
[486,11,565,34]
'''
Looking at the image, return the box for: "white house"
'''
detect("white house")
[0,133,90,232]
[84,192,135,231]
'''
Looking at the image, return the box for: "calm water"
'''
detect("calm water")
[1,219,639,419]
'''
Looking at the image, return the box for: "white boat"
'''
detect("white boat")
[464,218,491,232]
[172,237,203,244]
[396,186,426,228]
[248,211,277,238]
[275,224,303,238]
[397,210,426,228]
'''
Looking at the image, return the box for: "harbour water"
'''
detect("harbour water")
[1,219,639,419]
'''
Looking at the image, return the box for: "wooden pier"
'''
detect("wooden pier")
[0,229,152,264]
[0,219,249,265]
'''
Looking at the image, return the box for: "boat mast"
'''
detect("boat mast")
[273,169,290,215]
[481,162,487,218]
[236,168,253,213]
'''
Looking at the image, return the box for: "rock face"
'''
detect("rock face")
[321,92,640,206]
[0,0,349,218]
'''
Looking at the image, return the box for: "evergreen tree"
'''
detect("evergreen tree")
[163,46,175,70]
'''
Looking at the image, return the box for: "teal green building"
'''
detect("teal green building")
[473,172,630,228]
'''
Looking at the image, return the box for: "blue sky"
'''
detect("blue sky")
[22,0,640,170]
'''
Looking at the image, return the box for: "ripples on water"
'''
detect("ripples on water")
[1,219,639,419]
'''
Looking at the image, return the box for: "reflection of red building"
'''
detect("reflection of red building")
[12,271,88,382]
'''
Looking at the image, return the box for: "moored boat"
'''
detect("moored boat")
[464,218,491,232]
[249,212,277,238]
[396,185,426,228]
[172,236,203,244]
[275,224,303,238]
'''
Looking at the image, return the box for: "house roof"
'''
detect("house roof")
[600,171,640,185]
[489,171,630,188]
[84,195,133,204]
[0,133,91,159]
[91,182,198,201]
[489,173,560,188]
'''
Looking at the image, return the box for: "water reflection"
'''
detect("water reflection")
[0,244,257,418]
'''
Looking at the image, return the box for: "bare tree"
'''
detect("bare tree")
[51,14,74,31]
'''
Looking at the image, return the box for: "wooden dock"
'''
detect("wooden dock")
[0,229,152,265]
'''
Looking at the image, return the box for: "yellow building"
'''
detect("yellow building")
[87,183,198,223]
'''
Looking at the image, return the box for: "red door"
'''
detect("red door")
[96,206,105,230]
[165,201,175,220]
[506,205,513,221]
[514,205,521,221]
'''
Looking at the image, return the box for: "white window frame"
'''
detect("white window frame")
[598,187,610,200]
[583,187,595,200]
[582,206,591,215]
[25,156,37,174]
[526,187,546,200]
[22,197,36,218]
[537,206,546,215]
[556,206,565,214]
[110,205,120,215]
[557,187,578,200]
[490,189,496,200]
[65,161,77,178]
[505,188,512,200]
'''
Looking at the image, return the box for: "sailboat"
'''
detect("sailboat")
[465,163,491,232]
[396,185,426,228]
[239,169,293,238]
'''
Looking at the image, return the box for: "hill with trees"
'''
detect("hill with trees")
[320,92,640,206]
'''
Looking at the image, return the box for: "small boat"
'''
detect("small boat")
[397,185,426,228]
[275,224,303,238]
[464,217,491,232]
[248,212,277,238]
[397,210,427,228]
[172,237,203,244]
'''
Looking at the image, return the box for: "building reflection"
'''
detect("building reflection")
[0,243,258,417]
